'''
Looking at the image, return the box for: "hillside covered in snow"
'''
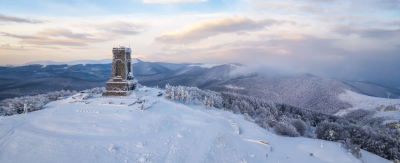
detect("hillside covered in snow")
[0,87,391,163]
[336,90,400,126]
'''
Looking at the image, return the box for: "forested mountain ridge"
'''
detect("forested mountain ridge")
[0,60,184,100]
[1,60,399,115]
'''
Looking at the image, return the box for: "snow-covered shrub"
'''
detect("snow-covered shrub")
[70,93,91,101]
[384,105,398,111]
[273,122,299,137]
[232,105,240,114]
[386,122,400,129]
[109,144,115,151]
[0,105,15,116]
[0,87,104,116]
[291,119,307,136]
[243,113,251,121]
[164,84,222,108]
[83,87,105,94]
[344,109,375,122]
[0,106,4,116]
[339,139,362,158]
[315,122,342,141]
[1,95,50,114]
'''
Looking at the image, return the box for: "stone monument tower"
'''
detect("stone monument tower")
[102,46,137,96]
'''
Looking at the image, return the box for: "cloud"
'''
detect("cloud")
[387,19,400,26]
[0,14,47,24]
[252,1,329,13]
[153,17,295,45]
[88,21,147,36]
[314,15,378,23]
[143,0,207,4]
[1,43,11,47]
[253,0,399,15]
[0,43,30,51]
[230,63,301,78]
[147,34,400,88]
[349,0,400,11]
[334,26,400,39]
[1,28,110,46]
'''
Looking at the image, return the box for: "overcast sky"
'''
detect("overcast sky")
[0,0,399,88]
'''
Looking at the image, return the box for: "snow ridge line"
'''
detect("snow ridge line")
[0,117,27,151]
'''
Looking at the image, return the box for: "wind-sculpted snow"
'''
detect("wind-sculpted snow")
[0,87,389,163]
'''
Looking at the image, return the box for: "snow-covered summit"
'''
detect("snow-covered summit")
[0,88,389,163]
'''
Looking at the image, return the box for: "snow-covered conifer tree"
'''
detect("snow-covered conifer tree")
[244,113,250,121]
[328,130,335,141]
[171,87,175,100]
[209,96,214,108]
[279,115,287,122]
[175,86,180,101]
[184,91,189,104]
[204,96,208,109]
[165,84,170,99]
[181,90,184,102]
[232,105,240,114]
[274,122,299,137]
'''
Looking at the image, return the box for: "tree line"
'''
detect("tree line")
[0,87,104,116]
[164,84,400,162]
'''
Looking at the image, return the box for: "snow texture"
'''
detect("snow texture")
[0,87,389,163]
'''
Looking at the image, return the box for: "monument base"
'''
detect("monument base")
[102,91,131,97]
[102,80,137,97]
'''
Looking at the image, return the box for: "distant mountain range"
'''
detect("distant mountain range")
[1,59,399,114]
[5,59,115,67]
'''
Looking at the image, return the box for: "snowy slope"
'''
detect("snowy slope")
[0,88,389,163]
[336,90,400,121]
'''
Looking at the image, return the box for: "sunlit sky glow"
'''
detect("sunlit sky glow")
[1,0,399,88]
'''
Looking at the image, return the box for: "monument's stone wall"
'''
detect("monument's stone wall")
[102,46,137,97]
